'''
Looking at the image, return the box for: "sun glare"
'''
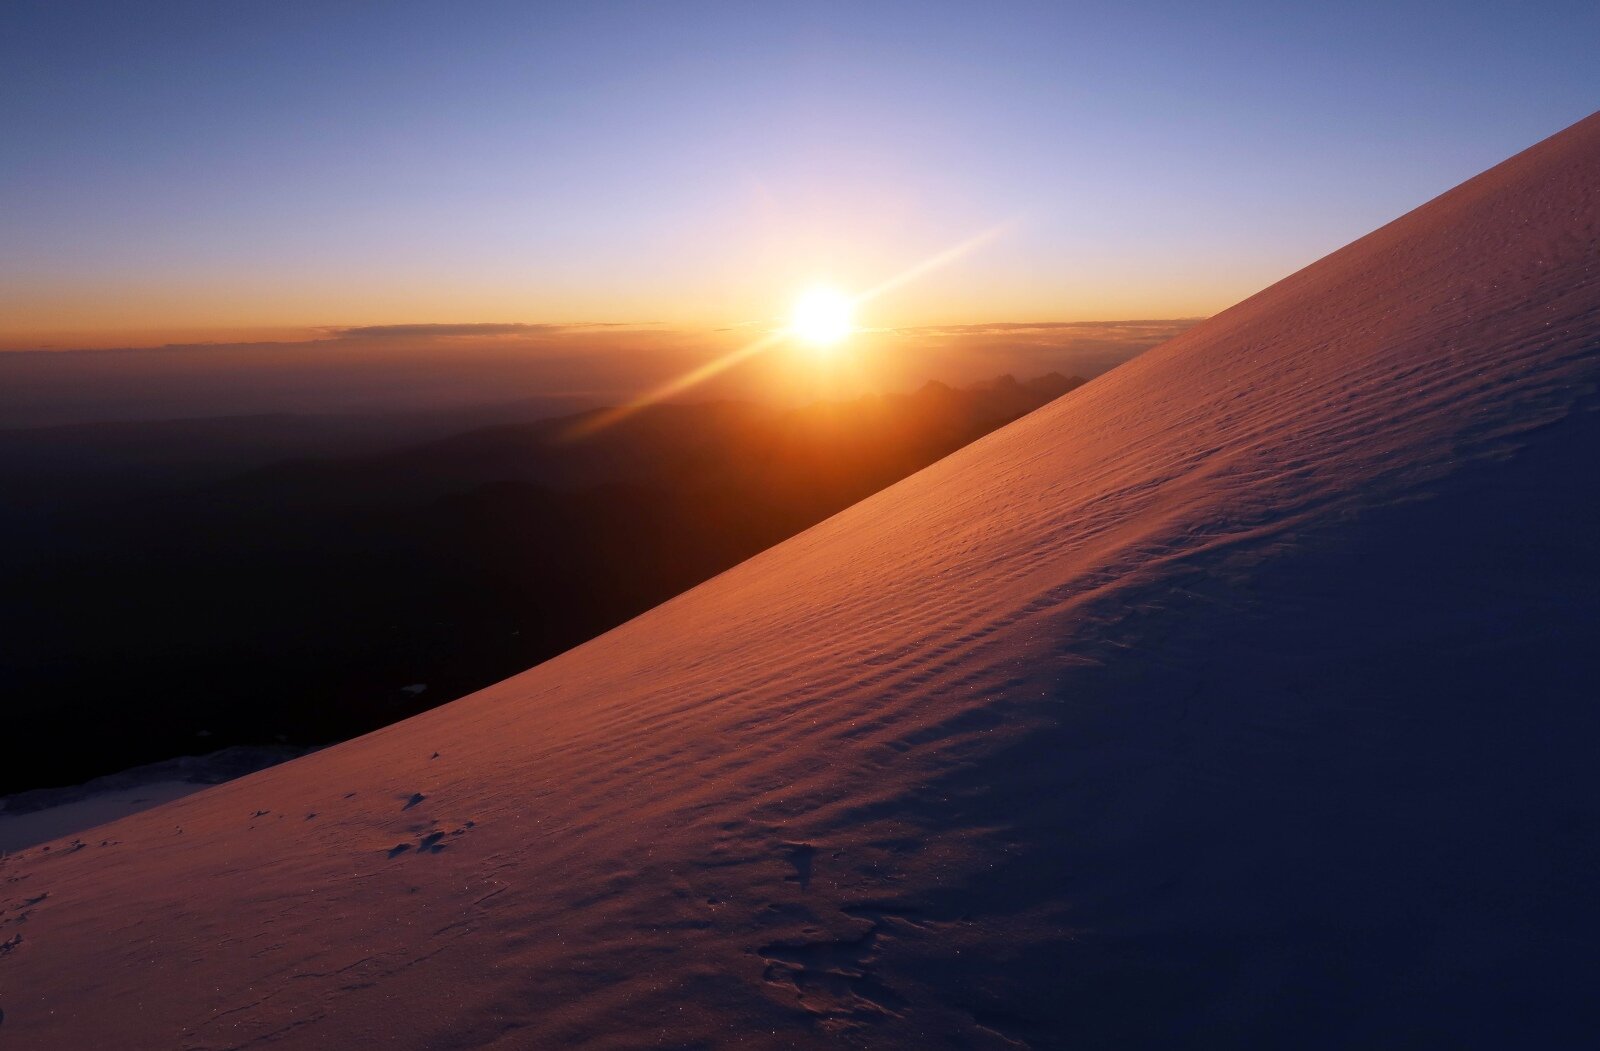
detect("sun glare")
[790,286,855,348]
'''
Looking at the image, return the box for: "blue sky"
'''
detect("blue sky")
[3,1,1596,341]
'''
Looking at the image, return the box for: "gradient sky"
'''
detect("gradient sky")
[3,1,1597,346]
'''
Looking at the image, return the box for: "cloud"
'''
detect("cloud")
[897,319,1206,336]
[326,323,565,340]
[325,322,659,340]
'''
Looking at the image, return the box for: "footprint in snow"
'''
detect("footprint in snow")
[383,821,475,858]
[782,842,817,890]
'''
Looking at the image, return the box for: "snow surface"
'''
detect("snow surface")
[0,747,303,854]
[0,781,203,855]
[2,112,1598,1049]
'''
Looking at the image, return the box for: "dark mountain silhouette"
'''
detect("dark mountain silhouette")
[0,374,1081,793]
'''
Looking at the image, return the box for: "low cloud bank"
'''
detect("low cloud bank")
[327,322,652,340]
[0,319,1199,429]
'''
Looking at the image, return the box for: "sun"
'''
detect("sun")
[789,286,855,348]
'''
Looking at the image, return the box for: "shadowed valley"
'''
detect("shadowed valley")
[0,374,1080,794]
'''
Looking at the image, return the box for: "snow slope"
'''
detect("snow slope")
[2,112,1598,1049]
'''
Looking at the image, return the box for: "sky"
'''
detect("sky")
[2,0,1597,348]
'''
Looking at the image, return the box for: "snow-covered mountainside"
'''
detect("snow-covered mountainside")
[3,112,1598,1049]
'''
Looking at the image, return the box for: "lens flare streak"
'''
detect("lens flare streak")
[563,220,1013,439]
[562,330,786,439]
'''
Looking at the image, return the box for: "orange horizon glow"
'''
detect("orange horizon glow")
[561,222,1022,439]
[0,215,1244,354]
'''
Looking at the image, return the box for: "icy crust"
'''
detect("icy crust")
[0,747,305,854]
[1,113,1598,1048]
